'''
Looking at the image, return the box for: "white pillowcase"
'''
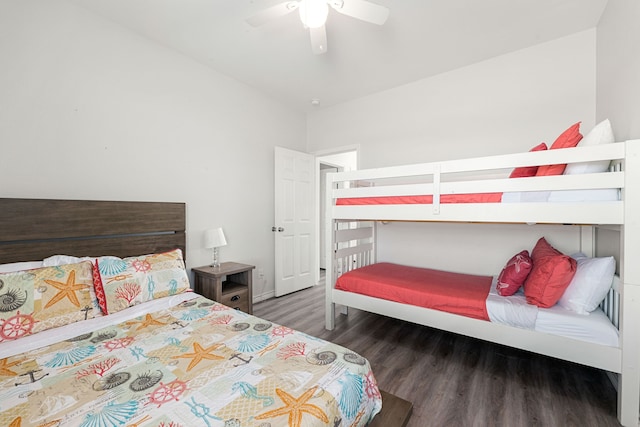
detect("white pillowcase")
[0,260,43,273]
[564,119,615,175]
[43,254,94,266]
[557,252,615,315]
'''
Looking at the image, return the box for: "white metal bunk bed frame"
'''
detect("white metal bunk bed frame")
[324,140,640,426]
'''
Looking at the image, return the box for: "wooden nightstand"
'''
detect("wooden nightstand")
[192,262,255,314]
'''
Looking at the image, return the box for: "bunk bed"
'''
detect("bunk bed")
[324,136,640,426]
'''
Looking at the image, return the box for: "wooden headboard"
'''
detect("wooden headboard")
[0,198,186,264]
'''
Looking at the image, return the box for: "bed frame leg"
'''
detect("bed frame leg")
[326,301,335,330]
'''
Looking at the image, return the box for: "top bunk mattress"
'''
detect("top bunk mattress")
[336,189,619,205]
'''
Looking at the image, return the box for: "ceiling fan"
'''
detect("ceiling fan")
[247,0,389,55]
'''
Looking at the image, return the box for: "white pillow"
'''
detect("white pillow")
[564,119,614,175]
[557,253,615,314]
[0,260,43,273]
[43,254,94,266]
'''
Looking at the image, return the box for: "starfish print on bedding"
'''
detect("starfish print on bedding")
[255,386,329,427]
[44,270,89,308]
[0,357,22,377]
[125,314,167,331]
[172,342,224,372]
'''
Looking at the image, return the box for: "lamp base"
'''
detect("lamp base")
[211,247,220,268]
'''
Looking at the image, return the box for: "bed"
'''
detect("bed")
[324,123,640,426]
[0,198,382,427]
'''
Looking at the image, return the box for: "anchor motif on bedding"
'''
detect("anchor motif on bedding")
[230,352,253,366]
[15,369,48,386]
[81,305,93,320]
[171,320,188,329]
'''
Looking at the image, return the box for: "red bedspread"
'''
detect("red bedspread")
[335,262,493,320]
[336,193,503,205]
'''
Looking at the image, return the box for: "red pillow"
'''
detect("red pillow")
[536,122,583,176]
[496,250,533,296]
[509,142,548,178]
[523,237,577,308]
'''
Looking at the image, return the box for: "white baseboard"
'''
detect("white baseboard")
[253,290,275,304]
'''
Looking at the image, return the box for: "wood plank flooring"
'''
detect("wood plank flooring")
[254,278,622,427]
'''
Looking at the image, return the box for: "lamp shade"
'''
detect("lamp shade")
[204,228,227,249]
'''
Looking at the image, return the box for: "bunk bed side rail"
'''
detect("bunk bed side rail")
[326,142,627,224]
[329,142,625,182]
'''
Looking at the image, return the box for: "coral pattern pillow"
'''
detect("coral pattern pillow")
[564,119,615,175]
[94,248,190,314]
[0,261,99,342]
[509,143,548,178]
[496,250,533,296]
[536,122,583,176]
[558,253,616,314]
[524,237,577,308]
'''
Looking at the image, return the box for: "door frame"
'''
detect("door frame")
[313,146,359,284]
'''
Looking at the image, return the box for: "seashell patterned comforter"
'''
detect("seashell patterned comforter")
[0,295,382,427]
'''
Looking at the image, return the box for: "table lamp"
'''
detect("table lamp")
[204,228,227,268]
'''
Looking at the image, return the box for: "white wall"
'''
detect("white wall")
[0,0,307,300]
[308,30,596,166]
[596,0,640,140]
[307,30,598,274]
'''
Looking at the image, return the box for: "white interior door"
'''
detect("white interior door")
[274,147,316,296]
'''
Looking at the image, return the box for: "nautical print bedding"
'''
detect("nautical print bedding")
[0,295,382,427]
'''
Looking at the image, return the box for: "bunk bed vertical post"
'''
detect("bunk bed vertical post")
[326,170,337,330]
[618,139,640,427]
[579,225,595,257]
[372,220,377,265]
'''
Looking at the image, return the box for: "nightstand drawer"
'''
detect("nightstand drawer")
[220,283,248,311]
[191,263,255,314]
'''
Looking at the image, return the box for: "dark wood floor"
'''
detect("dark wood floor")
[254,278,622,427]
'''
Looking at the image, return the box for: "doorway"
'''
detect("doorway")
[315,149,358,283]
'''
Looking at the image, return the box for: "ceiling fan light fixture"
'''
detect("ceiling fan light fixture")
[299,0,329,28]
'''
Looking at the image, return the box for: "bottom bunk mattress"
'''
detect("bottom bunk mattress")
[335,262,619,347]
[0,293,382,427]
[335,262,493,320]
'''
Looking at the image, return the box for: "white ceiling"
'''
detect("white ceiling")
[70,0,608,112]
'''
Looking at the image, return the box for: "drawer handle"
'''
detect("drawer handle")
[230,295,241,302]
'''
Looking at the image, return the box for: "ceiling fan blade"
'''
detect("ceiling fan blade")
[309,25,328,55]
[246,1,299,27]
[329,0,389,25]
